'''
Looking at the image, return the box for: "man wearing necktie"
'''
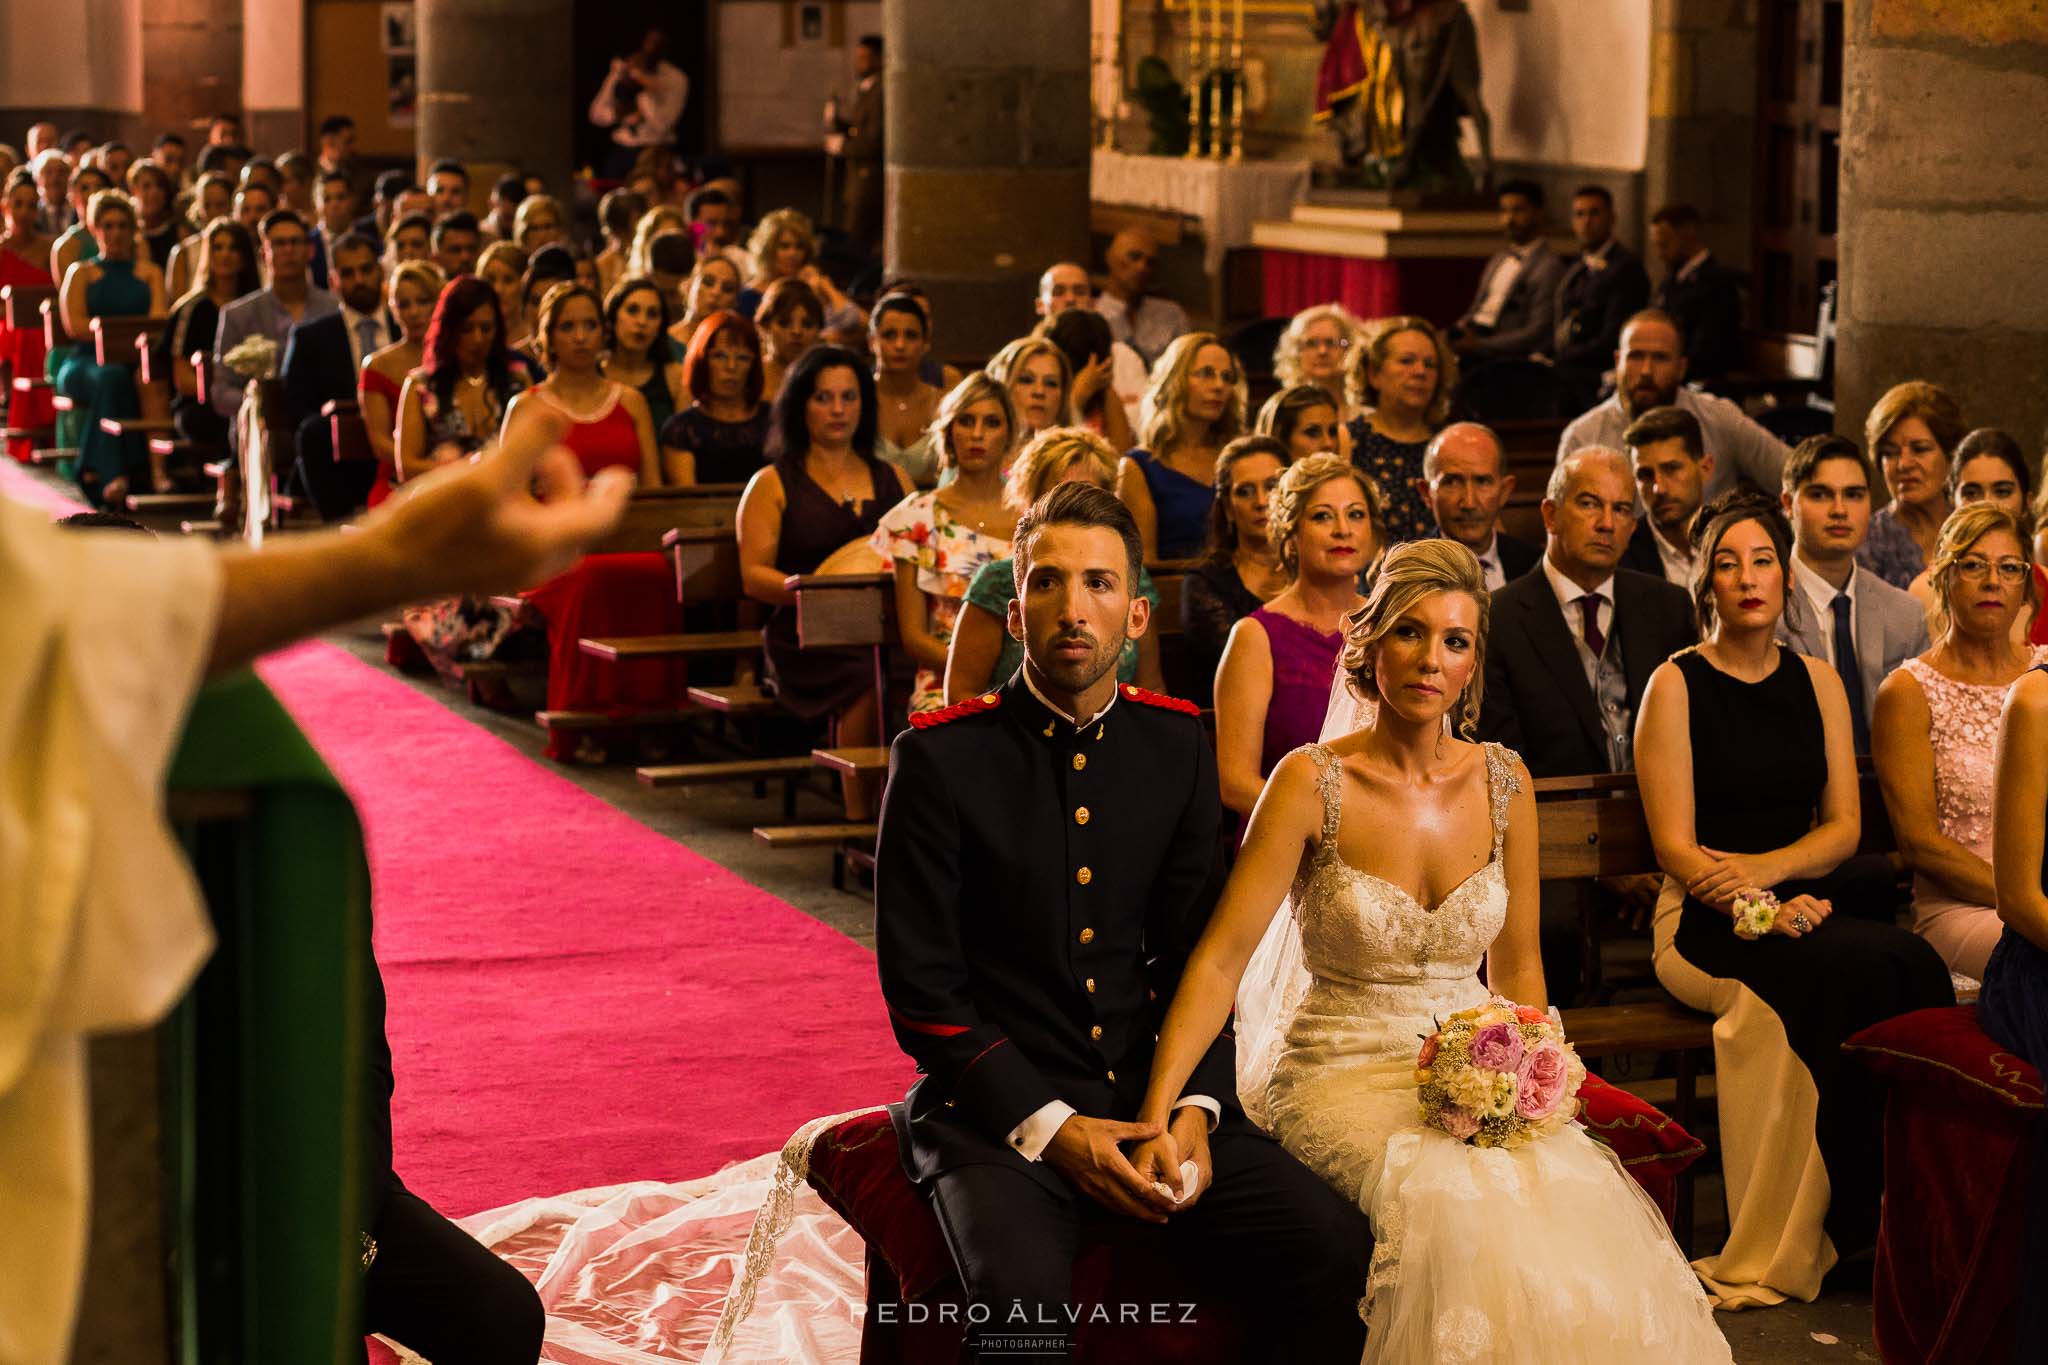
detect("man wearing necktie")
[281,234,393,521]
[1775,434,1928,752]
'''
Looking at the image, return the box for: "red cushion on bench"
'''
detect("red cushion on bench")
[1575,1073,1705,1229]
[806,1110,954,1300]
[1844,1004,2045,1112]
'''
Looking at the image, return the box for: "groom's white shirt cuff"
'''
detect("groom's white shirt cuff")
[1007,1095,1221,1163]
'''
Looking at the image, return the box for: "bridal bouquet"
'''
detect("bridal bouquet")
[1414,998,1586,1149]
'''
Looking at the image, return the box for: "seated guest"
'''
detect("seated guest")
[1776,434,1929,752]
[503,282,658,486]
[1345,315,1454,546]
[425,158,468,219]
[1272,303,1363,439]
[358,259,444,506]
[1548,184,1650,400]
[735,344,908,818]
[658,309,768,486]
[510,243,576,357]
[755,275,823,404]
[395,276,535,485]
[1909,428,2048,643]
[1558,310,1789,501]
[1035,306,1135,453]
[280,231,390,520]
[54,188,167,506]
[158,218,258,464]
[1635,490,1953,1302]
[739,207,857,329]
[1981,656,2048,1344]
[870,373,1019,712]
[946,427,1167,702]
[1859,380,1965,589]
[1095,227,1188,367]
[598,274,687,436]
[230,182,275,238]
[1449,179,1565,362]
[152,131,188,187]
[1183,435,1291,705]
[49,164,112,281]
[642,230,699,335]
[274,151,313,215]
[1214,452,1377,816]
[1033,259,1145,431]
[313,113,354,181]
[626,205,688,278]
[987,334,1072,445]
[474,240,527,343]
[669,253,740,352]
[239,157,281,197]
[685,183,753,277]
[1621,404,1713,586]
[381,210,433,270]
[0,168,56,462]
[1648,203,1745,383]
[593,187,646,295]
[128,159,178,270]
[307,167,356,289]
[869,292,945,486]
[430,210,481,279]
[353,167,409,241]
[1875,505,2045,980]
[163,170,233,300]
[1117,331,1246,561]
[481,172,524,244]
[511,192,567,254]
[1255,383,1344,463]
[1418,421,1538,589]
[32,148,71,236]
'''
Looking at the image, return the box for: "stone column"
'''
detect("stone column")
[242,0,302,154]
[1644,0,1759,270]
[884,0,1093,363]
[416,0,574,196]
[1837,1,2048,450]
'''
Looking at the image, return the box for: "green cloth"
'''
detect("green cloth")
[962,557,1158,691]
[164,670,371,1362]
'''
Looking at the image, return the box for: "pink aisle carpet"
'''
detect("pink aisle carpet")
[256,640,910,1216]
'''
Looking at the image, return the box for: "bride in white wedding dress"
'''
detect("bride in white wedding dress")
[1135,539,1732,1364]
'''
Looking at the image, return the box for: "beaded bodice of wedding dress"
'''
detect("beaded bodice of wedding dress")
[1260,741,1732,1365]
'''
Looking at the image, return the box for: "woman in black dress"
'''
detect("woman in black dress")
[1181,434,1290,705]
[735,344,907,819]
[1636,490,1952,1308]
[1342,315,1453,547]
[660,309,769,486]
[1986,662,2048,1339]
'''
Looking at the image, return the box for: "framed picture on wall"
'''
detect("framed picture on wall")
[381,2,416,55]
[388,54,417,127]
[800,4,825,42]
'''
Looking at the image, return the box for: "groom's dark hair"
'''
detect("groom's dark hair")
[1013,482,1144,592]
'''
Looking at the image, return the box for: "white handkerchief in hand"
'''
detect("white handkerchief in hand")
[1172,1158,1202,1203]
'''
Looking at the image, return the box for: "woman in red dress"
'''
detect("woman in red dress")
[503,282,658,484]
[0,168,55,462]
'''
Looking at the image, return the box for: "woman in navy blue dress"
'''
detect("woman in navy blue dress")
[1113,331,1246,562]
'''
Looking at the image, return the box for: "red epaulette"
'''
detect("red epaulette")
[910,690,1003,729]
[1118,683,1201,716]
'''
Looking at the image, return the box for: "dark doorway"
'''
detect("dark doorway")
[1753,0,1842,337]
[573,3,712,175]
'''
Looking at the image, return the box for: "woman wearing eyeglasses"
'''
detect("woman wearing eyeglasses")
[1874,504,2047,979]
[1271,304,1360,457]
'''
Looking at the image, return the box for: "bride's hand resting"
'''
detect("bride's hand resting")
[1686,847,1783,912]
[1130,1109,1212,1214]
[1044,1115,1175,1224]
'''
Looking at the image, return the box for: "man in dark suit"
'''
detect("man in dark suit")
[1549,185,1649,406]
[280,232,390,521]
[1619,404,1714,587]
[1416,422,1538,589]
[1649,203,1746,383]
[1479,446,1698,1002]
[876,484,1369,1358]
[1450,179,1566,362]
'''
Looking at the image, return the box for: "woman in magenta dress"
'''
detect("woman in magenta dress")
[1214,452,1382,819]
[0,168,55,463]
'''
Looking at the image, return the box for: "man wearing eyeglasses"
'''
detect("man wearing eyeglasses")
[1778,433,1929,752]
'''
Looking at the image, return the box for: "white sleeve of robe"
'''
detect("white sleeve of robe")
[0,491,223,1364]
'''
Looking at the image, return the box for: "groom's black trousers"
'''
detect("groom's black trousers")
[930,1126,1370,1362]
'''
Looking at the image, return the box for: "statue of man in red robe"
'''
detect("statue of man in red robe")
[1312,0,1492,194]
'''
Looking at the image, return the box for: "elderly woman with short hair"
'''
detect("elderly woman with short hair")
[1859,380,1966,589]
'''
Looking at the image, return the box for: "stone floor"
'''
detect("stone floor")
[322,619,1881,1363]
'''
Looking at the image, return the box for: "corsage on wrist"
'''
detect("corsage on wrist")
[1732,888,1779,940]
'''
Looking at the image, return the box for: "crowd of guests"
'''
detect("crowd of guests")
[6,111,2048,1340]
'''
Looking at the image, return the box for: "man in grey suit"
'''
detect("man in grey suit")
[1776,433,1929,753]
[1450,180,1566,362]
[211,209,339,447]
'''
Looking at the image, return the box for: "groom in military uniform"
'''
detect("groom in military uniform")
[876,483,1370,1359]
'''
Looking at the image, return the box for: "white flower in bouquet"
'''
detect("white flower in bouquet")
[1732,889,1780,940]
[222,336,280,381]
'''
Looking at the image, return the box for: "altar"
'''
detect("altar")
[1089,149,1311,281]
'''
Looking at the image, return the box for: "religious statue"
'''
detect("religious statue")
[1312,0,1492,195]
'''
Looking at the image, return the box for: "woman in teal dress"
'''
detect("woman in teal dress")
[54,189,165,506]
[42,166,110,457]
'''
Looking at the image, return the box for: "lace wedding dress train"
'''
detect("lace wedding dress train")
[1259,743,1732,1365]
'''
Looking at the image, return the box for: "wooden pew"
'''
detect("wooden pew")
[2,283,59,446]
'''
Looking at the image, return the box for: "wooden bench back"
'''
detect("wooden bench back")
[792,571,898,649]
[588,485,743,557]
[2,282,55,331]
[663,526,744,606]
[1531,769,1897,881]
[93,314,165,367]
[1150,571,1186,640]
[329,408,375,465]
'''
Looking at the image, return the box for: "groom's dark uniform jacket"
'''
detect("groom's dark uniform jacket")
[876,671,1239,1192]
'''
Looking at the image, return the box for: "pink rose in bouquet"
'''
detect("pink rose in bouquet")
[1515,1042,1570,1120]
[1468,1020,1524,1074]
[1438,1105,1480,1140]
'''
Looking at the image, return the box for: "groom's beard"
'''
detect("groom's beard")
[1028,628,1127,695]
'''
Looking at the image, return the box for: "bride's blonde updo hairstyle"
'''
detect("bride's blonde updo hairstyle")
[1339,537,1490,737]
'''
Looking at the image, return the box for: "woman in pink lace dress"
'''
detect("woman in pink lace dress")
[1874,504,2046,979]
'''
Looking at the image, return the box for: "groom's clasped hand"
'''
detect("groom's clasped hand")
[1043,1111,1210,1224]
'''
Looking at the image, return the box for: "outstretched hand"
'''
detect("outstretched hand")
[1043,1115,1176,1224]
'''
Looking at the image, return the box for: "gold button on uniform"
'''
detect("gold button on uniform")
[1106,1070,1117,1083]
[1090,1025,1103,1041]
[1078,927,1095,945]
[1076,866,1092,886]
[980,693,998,705]
[1072,753,1087,772]
[1074,807,1090,825]
[1085,977,1096,993]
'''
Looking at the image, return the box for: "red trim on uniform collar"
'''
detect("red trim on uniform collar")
[1119,684,1200,716]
